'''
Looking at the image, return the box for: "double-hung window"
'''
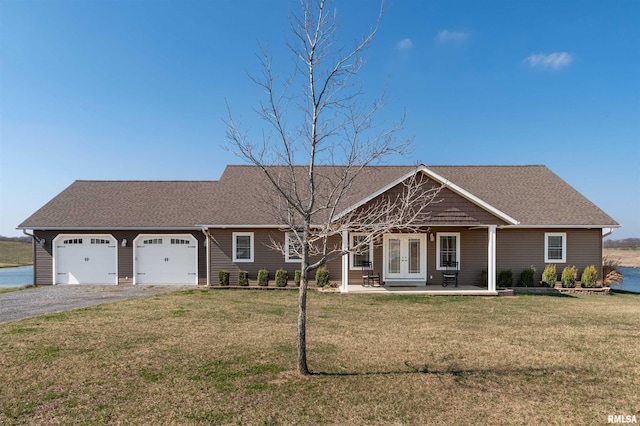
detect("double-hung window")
[436,232,460,270]
[350,234,373,269]
[544,232,566,263]
[285,232,302,262]
[232,232,254,262]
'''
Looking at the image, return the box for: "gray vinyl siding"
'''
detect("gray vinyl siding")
[33,230,206,285]
[496,228,603,284]
[361,184,509,226]
[208,228,342,286]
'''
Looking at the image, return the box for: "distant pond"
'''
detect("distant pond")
[0,265,33,287]
[612,267,640,294]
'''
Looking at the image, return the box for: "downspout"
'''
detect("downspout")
[602,228,615,239]
[22,230,38,286]
[201,228,212,287]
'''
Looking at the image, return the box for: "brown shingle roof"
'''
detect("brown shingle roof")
[19,181,218,228]
[18,165,619,229]
[428,165,619,226]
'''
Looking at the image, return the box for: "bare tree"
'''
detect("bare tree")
[225,0,441,375]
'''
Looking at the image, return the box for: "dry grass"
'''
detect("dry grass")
[0,240,32,268]
[1,289,639,425]
[604,248,640,268]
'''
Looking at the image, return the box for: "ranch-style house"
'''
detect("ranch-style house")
[18,164,620,294]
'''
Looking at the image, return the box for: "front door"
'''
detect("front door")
[383,234,427,284]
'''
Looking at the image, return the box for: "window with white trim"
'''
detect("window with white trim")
[350,234,373,269]
[232,232,254,262]
[436,232,460,270]
[285,232,302,262]
[143,238,163,245]
[544,232,566,263]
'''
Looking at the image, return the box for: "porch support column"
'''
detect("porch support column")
[341,229,349,293]
[487,225,497,292]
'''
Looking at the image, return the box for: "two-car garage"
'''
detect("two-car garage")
[53,233,198,285]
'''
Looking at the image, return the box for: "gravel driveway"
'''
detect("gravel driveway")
[0,285,195,323]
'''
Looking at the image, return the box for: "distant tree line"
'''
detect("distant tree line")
[0,236,32,243]
[604,238,640,249]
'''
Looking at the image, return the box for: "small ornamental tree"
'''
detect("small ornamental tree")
[561,265,577,288]
[224,0,442,375]
[541,264,557,287]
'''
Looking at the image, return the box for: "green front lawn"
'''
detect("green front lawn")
[1,290,638,424]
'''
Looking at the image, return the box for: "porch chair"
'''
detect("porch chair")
[361,261,381,287]
[442,260,459,287]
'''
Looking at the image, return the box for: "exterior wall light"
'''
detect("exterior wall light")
[121,239,127,247]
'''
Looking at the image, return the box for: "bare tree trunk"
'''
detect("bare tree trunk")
[296,274,309,375]
[297,229,311,375]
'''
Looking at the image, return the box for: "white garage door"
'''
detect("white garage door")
[134,234,198,284]
[54,235,118,284]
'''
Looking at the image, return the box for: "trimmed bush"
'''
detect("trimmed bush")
[541,264,557,287]
[238,270,249,286]
[315,267,330,287]
[581,265,598,288]
[481,268,488,287]
[294,270,302,287]
[519,265,536,287]
[561,265,577,288]
[275,268,288,287]
[218,270,230,287]
[257,269,269,287]
[497,270,513,287]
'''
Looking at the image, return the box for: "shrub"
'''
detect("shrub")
[294,270,302,287]
[561,265,577,288]
[541,264,557,287]
[602,256,619,277]
[315,267,330,287]
[581,265,598,288]
[275,268,288,287]
[257,269,269,287]
[218,270,230,287]
[519,265,536,287]
[238,270,249,286]
[497,270,513,287]
[481,268,488,287]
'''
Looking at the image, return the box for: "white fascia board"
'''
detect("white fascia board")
[499,224,621,229]
[198,224,286,229]
[331,165,520,225]
[18,226,201,230]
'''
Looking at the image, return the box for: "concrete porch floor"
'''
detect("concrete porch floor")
[346,284,498,296]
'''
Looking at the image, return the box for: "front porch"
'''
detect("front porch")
[339,227,499,294]
[347,283,498,296]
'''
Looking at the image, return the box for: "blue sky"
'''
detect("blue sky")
[1,0,638,239]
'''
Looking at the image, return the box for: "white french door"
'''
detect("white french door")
[383,234,427,284]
